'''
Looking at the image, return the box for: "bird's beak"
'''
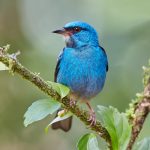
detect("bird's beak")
[52,28,66,34]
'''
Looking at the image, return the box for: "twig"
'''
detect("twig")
[127,73,150,149]
[1,45,150,150]
[0,46,111,145]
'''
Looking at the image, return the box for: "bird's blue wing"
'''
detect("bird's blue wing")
[54,48,65,82]
[99,46,109,72]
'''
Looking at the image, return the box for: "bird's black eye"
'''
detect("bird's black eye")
[74,27,81,33]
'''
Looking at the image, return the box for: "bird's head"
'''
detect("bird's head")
[52,21,99,48]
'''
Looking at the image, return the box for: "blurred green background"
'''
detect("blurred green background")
[0,0,150,149]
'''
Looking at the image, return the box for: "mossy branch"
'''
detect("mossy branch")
[0,45,150,150]
[0,46,111,145]
[126,62,150,150]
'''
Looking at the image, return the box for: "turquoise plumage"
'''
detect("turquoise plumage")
[52,21,108,131]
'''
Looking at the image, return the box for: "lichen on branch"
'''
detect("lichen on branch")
[0,45,150,150]
[0,45,111,144]
[126,61,150,150]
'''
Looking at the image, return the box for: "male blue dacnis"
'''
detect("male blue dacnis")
[51,21,108,131]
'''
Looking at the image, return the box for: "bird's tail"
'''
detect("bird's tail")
[51,110,72,132]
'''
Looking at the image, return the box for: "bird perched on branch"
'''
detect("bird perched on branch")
[52,21,108,131]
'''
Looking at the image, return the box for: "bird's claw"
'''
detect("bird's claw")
[88,111,96,126]
[69,99,76,108]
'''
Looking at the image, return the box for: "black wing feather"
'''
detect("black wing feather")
[54,60,60,82]
[54,48,65,82]
[99,46,109,72]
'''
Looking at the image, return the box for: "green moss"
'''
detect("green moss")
[142,59,150,86]
[126,60,150,120]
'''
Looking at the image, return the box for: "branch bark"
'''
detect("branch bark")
[0,45,150,150]
[0,46,111,145]
[127,80,150,150]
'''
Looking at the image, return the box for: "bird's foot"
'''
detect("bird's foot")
[88,110,96,126]
[69,99,76,108]
[85,101,96,126]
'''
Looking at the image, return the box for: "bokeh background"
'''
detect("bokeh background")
[0,0,150,149]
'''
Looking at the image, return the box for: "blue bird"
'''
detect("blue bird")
[52,21,108,131]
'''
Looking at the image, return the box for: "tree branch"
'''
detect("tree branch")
[0,46,111,145]
[127,65,150,149]
[0,45,150,150]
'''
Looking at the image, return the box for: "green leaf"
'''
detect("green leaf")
[0,62,8,71]
[24,99,61,127]
[97,105,131,150]
[45,111,72,133]
[77,133,100,150]
[134,137,150,150]
[47,81,70,99]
